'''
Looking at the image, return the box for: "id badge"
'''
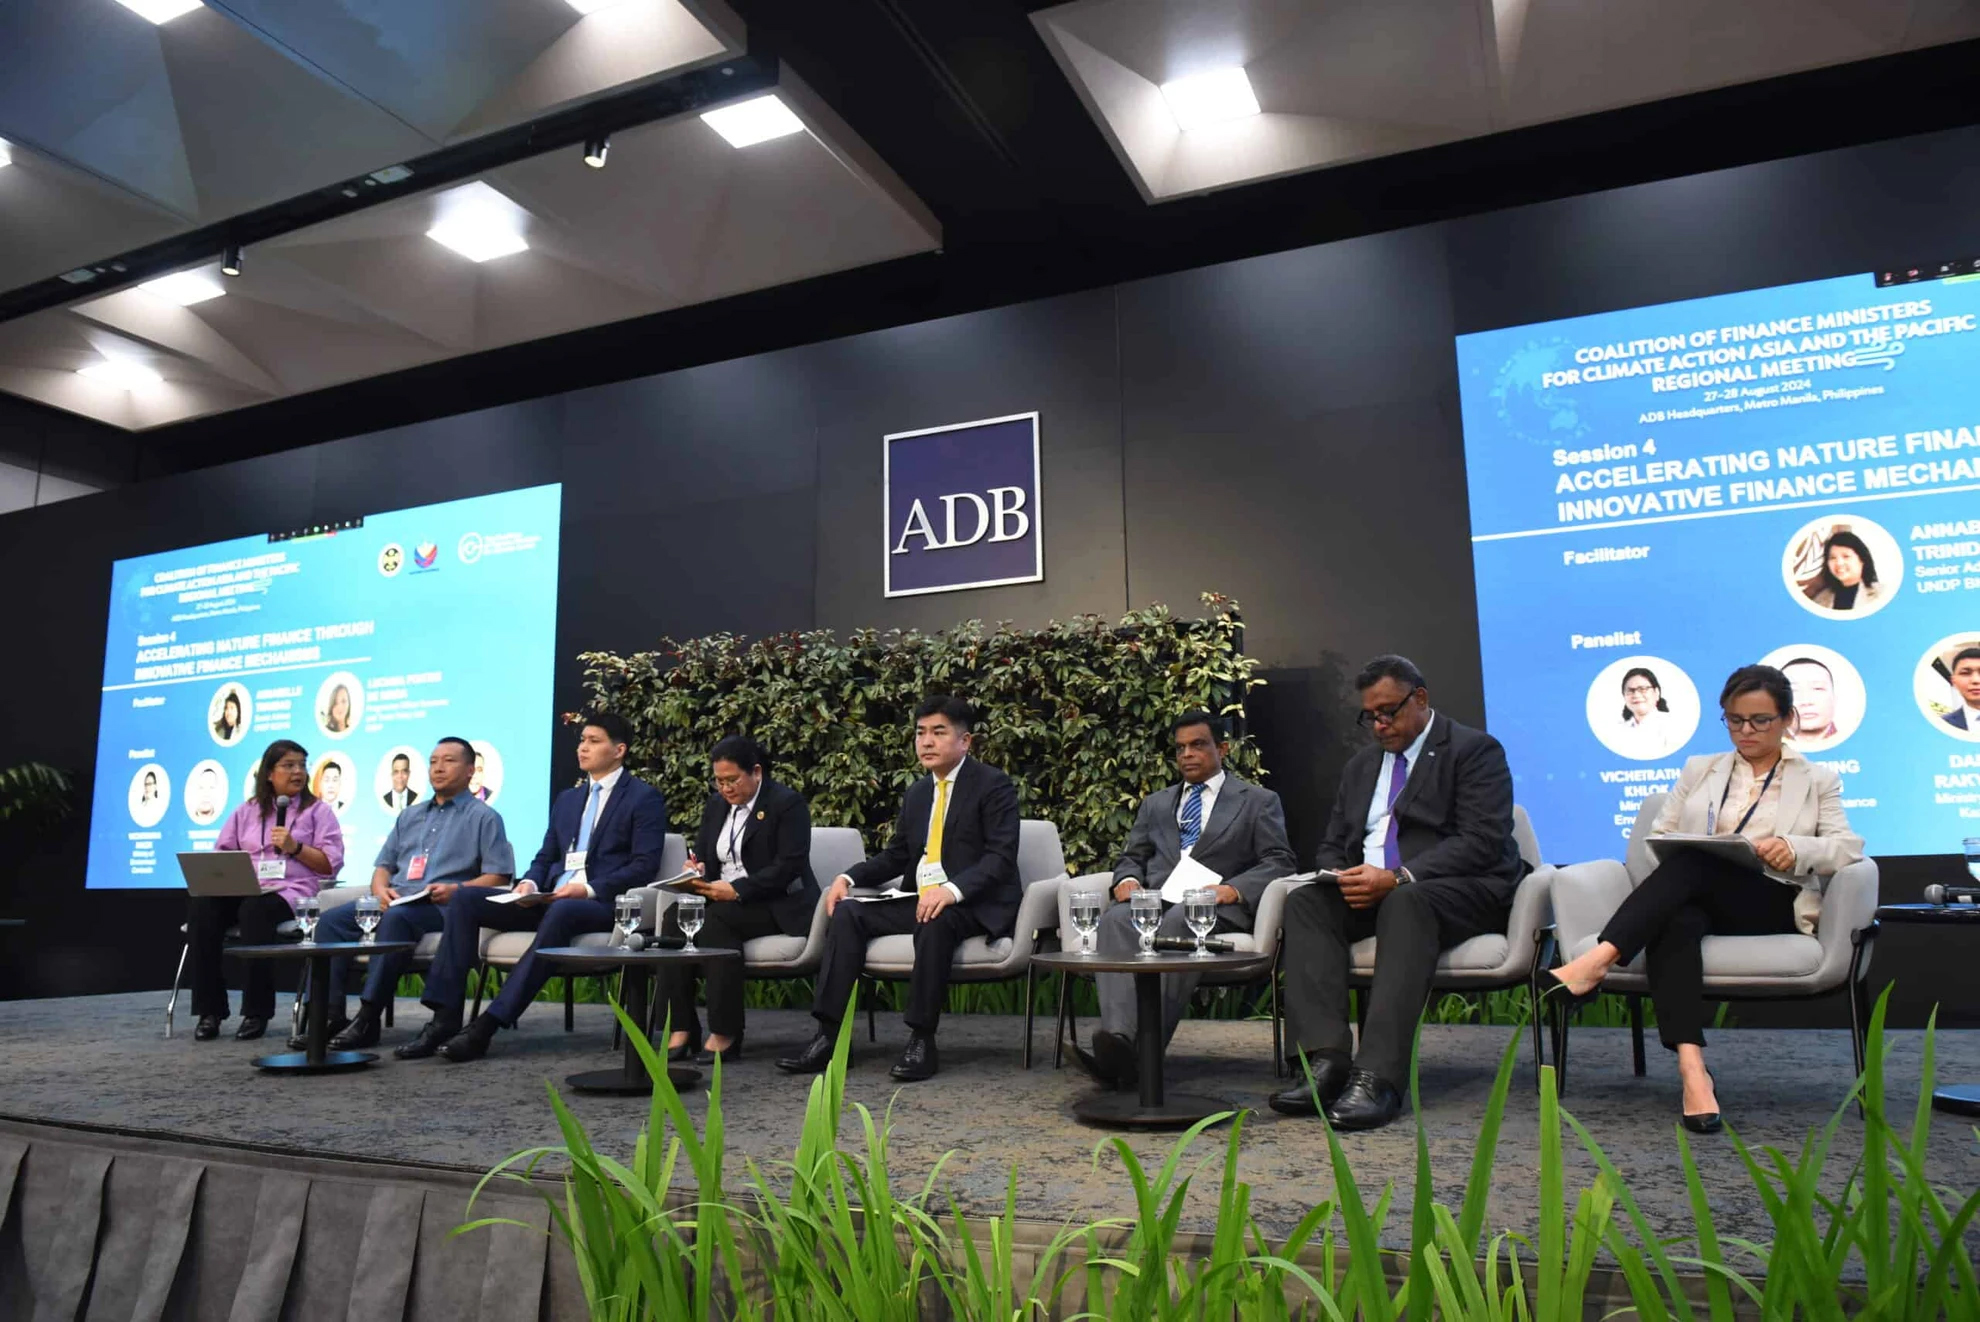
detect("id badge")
[408,854,428,881]
[256,858,286,882]
[563,850,587,876]
[915,861,948,894]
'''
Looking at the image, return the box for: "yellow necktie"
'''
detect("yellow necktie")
[919,777,950,892]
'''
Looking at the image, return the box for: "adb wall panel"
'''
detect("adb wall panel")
[808,289,1127,636]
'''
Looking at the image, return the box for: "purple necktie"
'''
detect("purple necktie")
[1382,752,1408,870]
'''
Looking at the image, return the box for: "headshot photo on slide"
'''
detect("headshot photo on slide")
[1782,513,1901,620]
[315,671,363,739]
[184,759,229,826]
[1758,644,1867,753]
[468,740,504,805]
[1915,633,1980,740]
[312,752,357,814]
[1587,656,1700,761]
[208,681,252,747]
[129,763,170,828]
[375,745,427,814]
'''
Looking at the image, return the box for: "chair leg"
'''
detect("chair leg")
[166,941,191,1038]
[567,975,578,1033]
[1552,1002,1571,1096]
[1054,971,1071,1068]
[1270,948,1286,1078]
[1629,995,1646,1077]
[471,962,486,1020]
[1022,965,1037,1069]
[865,980,878,1043]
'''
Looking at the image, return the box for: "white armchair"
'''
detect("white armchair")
[1547,795,1880,1093]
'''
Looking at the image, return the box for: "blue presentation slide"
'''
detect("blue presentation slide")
[86,483,562,889]
[1458,272,1980,862]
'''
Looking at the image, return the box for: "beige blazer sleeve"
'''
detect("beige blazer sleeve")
[1649,755,1716,836]
[1780,762,1864,879]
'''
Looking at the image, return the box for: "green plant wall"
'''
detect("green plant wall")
[572,593,1265,875]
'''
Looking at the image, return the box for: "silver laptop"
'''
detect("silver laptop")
[178,850,265,897]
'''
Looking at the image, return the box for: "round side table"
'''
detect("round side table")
[231,940,415,1073]
[1873,903,1980,1116]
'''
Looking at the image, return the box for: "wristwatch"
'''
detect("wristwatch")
[1394,866,1415,887]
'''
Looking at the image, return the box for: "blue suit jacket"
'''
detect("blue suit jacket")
[523,772,668,903]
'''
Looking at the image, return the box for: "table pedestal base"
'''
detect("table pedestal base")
[1932,1084,1980,1117]
[565,1065,702,1096]
[1072,1090,1235,1130]
[251,1049,379,1074]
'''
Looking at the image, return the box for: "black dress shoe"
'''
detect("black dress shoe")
[329,1015,381,1051]
[1089,1029,1138,1091]
[1537,969,1603,1011]
[393,1019,458,1060]
[1682,1069,1723,1134]
[1324,1070,1405,1132]
[889,1034,939,1082]
[289,1017,349,1052]
[1266,1052,1352,1116]
[440,1016,498,1063]
[235,1016,268,1041]
[193,1015,221,1041]
[776,1031,837,1074]
[696,1034,743,1066]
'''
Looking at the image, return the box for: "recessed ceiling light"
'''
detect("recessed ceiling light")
[78,360,163,389]
[426,214,528,263]
[564,0,628,13]
[139,271,226,306]
[700,95,805,149]
[1159,67,1261,131]
[111,0,205,24]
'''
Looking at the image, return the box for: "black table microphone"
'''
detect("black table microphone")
[1923,884,1980,906]
[274,794,290,827]
[1151,935,1236,954]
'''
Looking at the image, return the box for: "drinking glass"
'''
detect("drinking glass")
[355,895,381,944]
[294,895,320,945]
[677,894,706,954]
[1183,887,1218,958]
[1068,888,1103,955]
[1966,838,1980,883]
[615,894,640,947]
[1130,889,1163,957]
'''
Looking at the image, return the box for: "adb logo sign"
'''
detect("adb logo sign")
[883,412,1042,598]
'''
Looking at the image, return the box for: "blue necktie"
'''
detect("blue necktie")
[1382,753,1408,870]
[560,780,602,885]
[1179,783,1204,850]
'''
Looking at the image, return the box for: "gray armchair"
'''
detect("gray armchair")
[168,882,365,1039]
[1547,794,1879,1092]
[736,826,869,977]
[858,819,1069,1067]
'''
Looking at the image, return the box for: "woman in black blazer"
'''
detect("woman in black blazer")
[660,736,818,1064]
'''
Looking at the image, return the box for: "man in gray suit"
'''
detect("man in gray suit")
[1079,710,1295,1090]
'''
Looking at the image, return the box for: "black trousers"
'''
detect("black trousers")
[1598,849,1798,1050]
[187,891,294,1019]
[658,899,787,1039]
[1282,876,1510,1086]
[810,899,988,1036]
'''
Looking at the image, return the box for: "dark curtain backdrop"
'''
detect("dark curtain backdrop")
[3,124,1973,1021]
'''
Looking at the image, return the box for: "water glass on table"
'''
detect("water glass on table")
[355,894,381,943]
[1068,887,1103,954]
[676,894,707,953]
[1130,888,1163,956]
[614,893,640,947]
[1183,887,1218,957]
[294,895,321,945]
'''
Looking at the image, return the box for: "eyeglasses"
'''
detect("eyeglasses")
[1357,690,1421,729]
[1722,713,1782,733]
[273,759,307,772]
[1622,683,1658,696]
[713,774,752,790]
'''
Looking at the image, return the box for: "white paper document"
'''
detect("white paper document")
[387,888,431,907]
[487,888,547,906]
[1645,833,1765,872]
[847,886,914,903]
[1159,853,1225,904]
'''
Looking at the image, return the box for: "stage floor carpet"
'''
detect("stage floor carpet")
[4,992,1977,1255]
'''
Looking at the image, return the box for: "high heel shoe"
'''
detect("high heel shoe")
[1682,1069,1723,1134]
[665,1030,702,1064]
[1537,968,1602,1010]
[696,1033,743,1066]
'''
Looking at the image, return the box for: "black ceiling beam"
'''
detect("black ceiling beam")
[0,49,781,324]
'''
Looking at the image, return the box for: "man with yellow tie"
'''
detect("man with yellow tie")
[776,695,1020,1081]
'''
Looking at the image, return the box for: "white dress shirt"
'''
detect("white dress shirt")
[716,787,762,882]
[1363,712,1436,869]
[1175,770,1225,857]
[570,764,623,897]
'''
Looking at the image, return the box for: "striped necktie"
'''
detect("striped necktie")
[1179,783,1204,850]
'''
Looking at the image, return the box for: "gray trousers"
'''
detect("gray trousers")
[1095,900,1241,1045]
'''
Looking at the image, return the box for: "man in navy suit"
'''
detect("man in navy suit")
[777,695,1020,1082]
[406,710,668,1062]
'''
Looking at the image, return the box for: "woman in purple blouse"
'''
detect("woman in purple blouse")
[189,739,345,1041]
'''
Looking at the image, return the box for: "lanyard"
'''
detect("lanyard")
[723,805,748,863]
[1717,758,1779,836]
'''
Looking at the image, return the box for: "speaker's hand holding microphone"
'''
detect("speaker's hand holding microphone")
[271,794,294,856]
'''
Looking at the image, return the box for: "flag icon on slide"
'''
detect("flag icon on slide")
[413,543,438,569]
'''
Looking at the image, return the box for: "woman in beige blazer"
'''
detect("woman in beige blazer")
[1543,664,1863,1132]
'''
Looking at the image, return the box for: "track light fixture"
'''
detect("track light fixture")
[582,134,610,169]
[220,244,244,277]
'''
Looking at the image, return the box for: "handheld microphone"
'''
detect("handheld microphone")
[1151,935,1236,954]
[623,932,648,952]
[1923,883,1980,906]
[274,794,291,827]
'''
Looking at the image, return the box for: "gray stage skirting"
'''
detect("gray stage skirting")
[1,993,1976,1318]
